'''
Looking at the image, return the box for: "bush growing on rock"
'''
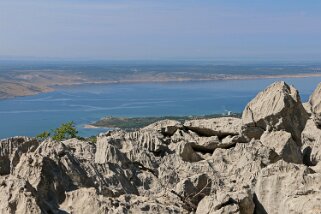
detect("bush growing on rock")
[36,121,79,141]
[52,121,78,141]
[36,131,50,141]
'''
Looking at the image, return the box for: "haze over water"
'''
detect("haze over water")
[0,77,320,139]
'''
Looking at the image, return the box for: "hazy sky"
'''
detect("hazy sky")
[1,0,321,60]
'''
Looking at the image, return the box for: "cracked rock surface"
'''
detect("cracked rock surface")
[1,81,321,214]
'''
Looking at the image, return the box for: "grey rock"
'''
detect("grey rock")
[241,81,308,142]
[254,160,321,214]
[260,130,303,164]
[142,119,183,136]
[184,117,241,137]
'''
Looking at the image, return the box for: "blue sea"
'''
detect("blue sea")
[0,77,321,139]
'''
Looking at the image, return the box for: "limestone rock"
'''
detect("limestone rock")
[303,102,312,115]
[0,177,42,214]
[301,119,321,166]
[309,82,321,126]
[176,141,203,162]
[184,117,241,137]
[60,188,185,213]
[142,119,183,136]
[260,130,302,164]
[196,189,254,214]
[241,81,308,142]
[254,160,321,214]
[175,173,211,205]
[0,137,38,175]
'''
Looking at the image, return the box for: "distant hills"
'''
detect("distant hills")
[1,61,321,99]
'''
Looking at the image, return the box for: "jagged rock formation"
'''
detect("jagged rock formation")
[1,81,321,214]
[241,81,308,142]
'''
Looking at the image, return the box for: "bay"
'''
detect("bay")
[0,77,320,139]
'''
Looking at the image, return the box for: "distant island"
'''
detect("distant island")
[2,60,321,99]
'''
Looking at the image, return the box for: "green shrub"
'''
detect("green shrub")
[36,131,50,141]
[87,136,97,143]
[36,121,79,141]
[52,121,78,141]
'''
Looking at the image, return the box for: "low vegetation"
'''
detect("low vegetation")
[36,121,98,143]
[36,121,78,141]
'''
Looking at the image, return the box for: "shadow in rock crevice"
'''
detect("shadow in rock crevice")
[253,193,267,214]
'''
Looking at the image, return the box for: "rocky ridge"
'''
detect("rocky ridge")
[1,81,321,213]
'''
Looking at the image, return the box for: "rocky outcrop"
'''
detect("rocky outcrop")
[260,130,302,164]
[196,189,255,214]
[183,117,241,137]
[254,160,321,214]
[1,81,321,214]
[309,82,321,126]
[0,137,38,175]
[142,119,183,136]
[241,81,308,142]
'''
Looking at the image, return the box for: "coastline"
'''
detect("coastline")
[2,72,321,100]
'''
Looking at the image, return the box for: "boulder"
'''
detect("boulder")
[142,119,183,136]
[241,81,308,142]
[260,130,302,164]
[171,129,241,153]
[196,189,254,214]
[184,117,241,137]
[176,141,203,162]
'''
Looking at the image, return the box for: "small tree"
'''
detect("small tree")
[52,121,78,141]
[36,131,50,141]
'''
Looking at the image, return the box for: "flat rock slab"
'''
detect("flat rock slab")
[183,117,241,137]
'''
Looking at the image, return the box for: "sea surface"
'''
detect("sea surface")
[1,77,321,139]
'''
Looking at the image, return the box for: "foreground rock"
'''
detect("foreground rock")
[260,130,302,164]
[255,161,321,214]
[241,81,308,142]
[1,81,321,214]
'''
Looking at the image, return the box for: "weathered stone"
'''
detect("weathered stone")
[175,173,211,205]
[260,130,303,164]
[196,189,254,214]
[242,81,308,142]
[184,117,241,137]
[254,160,321,214]
[142,119,183,136]
[0,137,38,175]
[176,141,203,162]
[309,82,321,126]
[301,119,321,166]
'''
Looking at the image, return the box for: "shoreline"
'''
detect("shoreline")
[2,72,321,100]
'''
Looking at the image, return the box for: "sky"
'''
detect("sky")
[1,0,321,61]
